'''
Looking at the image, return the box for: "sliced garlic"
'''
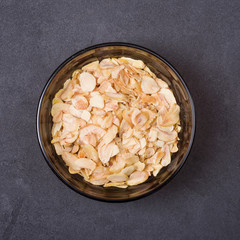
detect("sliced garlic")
[82,144,98,162]
[127,171,148,186]
[160,88,176,106]
[82,60,99,72]
[161,145,171,166]
[141,76,160,94]
[51,103,70,117]
[140,138,147,149]
[72,95,88,110]
[62,152,96,171]
[98,141,116,164]
[153,164,163,176]
[134,162,145,171]
[120,57,145,69]
[148,127,158,142]
[157,129,177,142]
[107,173,128,182]
[100,59,117,69]
[157,104,180,127]
[54,143,63,155]
[81,110,91,121]
[52,122,62,136]
[111,144,119,157]
[79,125,106,145]
[69,105,83,118]
[156,78,168,88]
[121,166,135,176]
[78,72,96,92]
[90,94,104,109]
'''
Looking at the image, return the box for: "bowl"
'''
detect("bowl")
[37,42,195,202]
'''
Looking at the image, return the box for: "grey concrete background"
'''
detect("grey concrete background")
[0,0,239,239]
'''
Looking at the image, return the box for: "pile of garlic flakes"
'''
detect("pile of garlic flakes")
[51,57,181,188]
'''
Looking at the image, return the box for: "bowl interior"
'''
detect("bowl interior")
[37,44,194,201]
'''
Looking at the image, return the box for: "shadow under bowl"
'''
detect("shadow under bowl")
[37,42,195,202]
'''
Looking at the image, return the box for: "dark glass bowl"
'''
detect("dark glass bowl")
[37,43,195,202]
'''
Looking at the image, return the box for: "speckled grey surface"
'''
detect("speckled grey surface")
[0,0,240,239]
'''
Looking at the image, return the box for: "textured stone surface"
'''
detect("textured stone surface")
[0,0,239,239]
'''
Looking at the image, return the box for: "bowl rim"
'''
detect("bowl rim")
[36,42,196,202]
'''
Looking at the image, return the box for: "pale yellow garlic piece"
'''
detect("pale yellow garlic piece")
[145,148,155,158]
[81,110,91,122]
[153,165,163,176]
[138,148,146,155]
[98,81,116,93]
[112,116,120,126]
[51,103,70,117]
[100,112,113,129]
[121,166,135,176]
[62,113,79,132]
[82,60,99,72]
[155,140,165,148]
[160,88,176,106]
[146,150,164,165]
[104,182,127,188]
[52,122,62,136]
[69,105,83,118]
[62,152,96,171]
[61,80,73,100]
[134,162,145,171]
[109,156,126,173]
[98,141,116,165]
[105,92,127,102]
[112,65,125,79]
[171,142,178,153]
[119,57,145,69]
[90,94,104,109]
[161,145,171,166]
[53,143,63,155]
[148,128,158,142]
[82,144,98,162]
[125,155,139,166]
[71,143,79,154]
[72,95,88,110]
[107,173,128,182]
[79,125,106,145]
[158,125,174,132]
[157,104,180,127]
[78,72,96,92]
[141,76,160,94]
[100,59,117,69]
[156,78,168,88]
[111,144,119,157]
[157,129,177,142]
[140,138,147,149]
[127,171,148,186]
[144,66,155,77]
[91,179,108,185]
[99,125,118,146]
